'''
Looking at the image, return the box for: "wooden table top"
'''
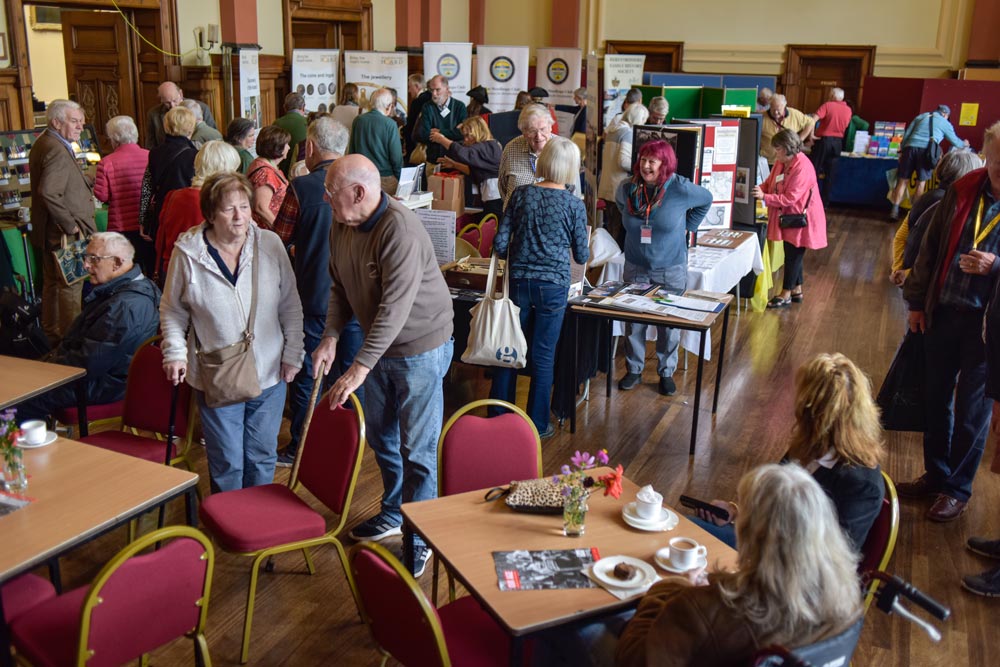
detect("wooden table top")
[0,355,86,410]
[0,437,199,581]
[402,473,738,636]
[570,291,733,330]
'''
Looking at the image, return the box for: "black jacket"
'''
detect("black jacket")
[446,140,501,187]
[404,90,432,158]
[141,135,197,237]
[288,160,335,317]
[55,265,161,402]
[812,461,884,550]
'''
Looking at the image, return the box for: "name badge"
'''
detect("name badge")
[440,107,450,118]
[776,174,785,183]
[640,225,653,244]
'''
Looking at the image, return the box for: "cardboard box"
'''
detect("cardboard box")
[429,173,465,214]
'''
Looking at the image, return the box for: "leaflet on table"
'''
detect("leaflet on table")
[650,291,724,313]
[581,294,711,322]
[494,548,600,591]
[584,281,661,298]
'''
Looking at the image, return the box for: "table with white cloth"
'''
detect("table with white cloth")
[598,230,763,360]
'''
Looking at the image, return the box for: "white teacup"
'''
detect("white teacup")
[667,536,708,570]
[19,420,47,446]
[635,486,663,520]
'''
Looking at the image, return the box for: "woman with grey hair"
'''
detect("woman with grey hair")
[598,102,650,243]
[648,96,670,125]
[94,115,152,272]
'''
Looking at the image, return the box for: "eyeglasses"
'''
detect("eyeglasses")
[324,183,361,200]
[82,254,117,264]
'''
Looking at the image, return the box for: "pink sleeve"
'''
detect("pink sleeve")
[93,160,111,203]
[762,156,815,211]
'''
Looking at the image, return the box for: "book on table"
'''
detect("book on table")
[572,281,723,322]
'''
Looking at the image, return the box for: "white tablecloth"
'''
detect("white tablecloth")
[598,233,763,360]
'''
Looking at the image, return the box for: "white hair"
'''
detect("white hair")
[105,116,139,146]
[180,99,204,121]
[90,231,135,262]
[46,99,82,125]
[648,96,669,116]
[518,104,553,132]
[573,87,586,99]
[308,116,350,155]
[536,136,580,185]
[831,87,845,101]
[771,94,787,107]
[370,88,394,113]
[192,141,241,187]
[622,103,649,127]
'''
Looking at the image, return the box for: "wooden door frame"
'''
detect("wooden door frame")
[782,44,876,109]
[604,40,684,72]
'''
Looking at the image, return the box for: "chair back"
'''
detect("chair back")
[77,526,214,667]
[350,542,449,667]
[438,399,542,496]
[121,337,194,442]
[454,236,482,259]
[294,391,365,516]
[753,618,863,667]
[459,214,498,257]
[860,470,899,609]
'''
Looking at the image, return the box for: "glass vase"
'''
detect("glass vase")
[563,494,589,537]
[3,456,28,495]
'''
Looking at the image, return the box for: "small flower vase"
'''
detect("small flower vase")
[3,455,28,495]
[563,493,589,537]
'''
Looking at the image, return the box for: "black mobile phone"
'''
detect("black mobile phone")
[679,494,730,521]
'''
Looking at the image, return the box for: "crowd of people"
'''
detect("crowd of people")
[14,73,1000,664]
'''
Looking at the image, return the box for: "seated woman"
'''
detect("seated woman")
[616,464,863,666]
[431,116,503,220]
[692,352,884,551]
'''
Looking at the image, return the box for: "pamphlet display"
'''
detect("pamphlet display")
[536,48,583,106]
[343,51,408,108]
[239,49,262,129]
[476,45,529,113]
[415,208,457,266]
[678,118,742,229]
[291,49,340,112]
[424,42,473,104]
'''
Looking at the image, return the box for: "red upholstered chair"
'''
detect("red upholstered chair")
[9,526,214,667]
[198,391,365,664]
[434,399,542,602]
[350,541,511,667]
[459,213,499,258]
[54,400,125,439]
[1,574,56,624]
[78,336,196,471]
[860,470,900,612]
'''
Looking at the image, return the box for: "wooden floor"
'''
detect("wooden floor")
[48,208,998,666]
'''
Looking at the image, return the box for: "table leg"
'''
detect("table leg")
[712,303,731,414]
[509,635,525,667]
[570,311,578,434]
[0,590,12,667]
[690,331,706,456]
[75,378,89,438]
[185,488,198,527]
[403,523,415,573]
[47,557,62,594]
[606,319,613,398]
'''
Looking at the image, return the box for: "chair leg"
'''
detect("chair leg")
[448,571,456,602]
[195,632,213,667]
[128,518,137,543]
[139,655,149,667]
[432,555,440,606]
[331,538,363,622]
[241,555,267,664]
[301,547,317,575]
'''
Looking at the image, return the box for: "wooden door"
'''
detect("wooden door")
[783,45,875,111]
[61,10,136,154]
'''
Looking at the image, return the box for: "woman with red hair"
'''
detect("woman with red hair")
[616,140,712,396]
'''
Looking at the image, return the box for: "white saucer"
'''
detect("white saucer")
[622,502,678,531]
[16,431,58,449]
[655,551,708,574]
[592,555,657,589]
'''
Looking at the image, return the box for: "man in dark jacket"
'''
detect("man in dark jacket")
[403,74,431,163]
[15,232,161,422]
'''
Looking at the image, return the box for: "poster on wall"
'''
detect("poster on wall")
[344,51,408,109]
[291,49,340,112]
[536,48,582,106]
[239,49,262,129]
[424,42,473,104]
[603,54,645,129]
[475,45,529,113]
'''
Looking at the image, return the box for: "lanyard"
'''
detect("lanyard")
[637,183,662,225]
[973,195,1000,249]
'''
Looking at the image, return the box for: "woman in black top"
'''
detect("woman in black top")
[431,116,503,220]
[139,106,198,256]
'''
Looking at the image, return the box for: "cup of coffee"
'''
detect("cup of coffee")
[667,536,708,570]
[19,420,47,446]
[635,484,663,520]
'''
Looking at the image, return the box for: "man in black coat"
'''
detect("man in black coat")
[403,73,431,163]
[14,232,161,422]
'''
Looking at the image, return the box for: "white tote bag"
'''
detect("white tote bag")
[461,254,528,369]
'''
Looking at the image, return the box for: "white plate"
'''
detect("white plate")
[655,551,708,574]
[592,556,657,589]
[622,502,678,531]
[16,431,58,449]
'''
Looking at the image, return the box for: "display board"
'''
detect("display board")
[536,48,583,106]
[424,42,473,105]
[487,110,521,148]
[292,49,340,112]
[239,49,262,128]
[603,54,645,129]
[700,88,725,117]
[636,85,665,107]
[631,124,702,183]
[344,51,408,108]
[712,115,761,225]
[476,46,529,113]
[723,88,758,110]
[678,119,741,230]
[662,87,701,124]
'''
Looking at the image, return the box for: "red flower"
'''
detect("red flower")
[599,465,624,498]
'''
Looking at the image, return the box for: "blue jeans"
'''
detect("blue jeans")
[365,339,453,544]
[624,262,687,377]
[287,315,364,455]
[922,307,993,501]
[490,278,567,432]
[197,380,287,492]
[689,516,738,549]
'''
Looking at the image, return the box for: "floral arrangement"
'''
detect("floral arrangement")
[0,408,22,471]
[553,449,624,501]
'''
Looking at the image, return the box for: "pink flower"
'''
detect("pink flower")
[596,449,609,465]
[571,450,595,469]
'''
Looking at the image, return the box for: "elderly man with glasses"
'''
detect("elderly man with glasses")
[499,104,555,210]
[13,232,161,423]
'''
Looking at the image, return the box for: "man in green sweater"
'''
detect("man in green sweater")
[274,92,308,177]
[348,88,404,193]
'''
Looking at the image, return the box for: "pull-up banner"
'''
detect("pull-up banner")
[475,45,529,113]
[424,42,473,105]
[291,49,339,112]
[344,51,408,109]
[536,47,582,106]
[239,49,262,128]
[603,54,645,129]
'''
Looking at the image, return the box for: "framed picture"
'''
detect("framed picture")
[0,33,8,62]
[29,7,62,32]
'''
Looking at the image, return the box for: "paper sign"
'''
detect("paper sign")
[959,103,979,127]
[415,208,457,265]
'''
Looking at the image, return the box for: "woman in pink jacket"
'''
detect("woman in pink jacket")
[753,129,827,308]
[93,115,150,272]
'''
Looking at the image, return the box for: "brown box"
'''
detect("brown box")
[429,173,465,214]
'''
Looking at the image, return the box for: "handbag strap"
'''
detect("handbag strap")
[927,114,935,147]
[193,231,259,352]
[483,252,501,298]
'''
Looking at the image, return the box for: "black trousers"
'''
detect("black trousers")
[782,242,806,290]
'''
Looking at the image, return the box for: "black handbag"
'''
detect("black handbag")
[923,114,942,166]
[876,330,926,432]
[779,188,813,229]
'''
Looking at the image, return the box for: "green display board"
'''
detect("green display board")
[700,88,725,116]
[723,88,758,110]
[637,85,665,107]
[662,87,702,124]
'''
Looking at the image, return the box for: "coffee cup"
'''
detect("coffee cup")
[19,420,47,446]
[635,485,663,520]
[667,536,707,570]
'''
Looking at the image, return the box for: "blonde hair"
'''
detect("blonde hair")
[787,353,884,468]
[536,136,580,185]
[192,141,241,188]
[164,106,196,138]
[716,464,862,646]
[984,121,1000,157]
[459,116,494,144]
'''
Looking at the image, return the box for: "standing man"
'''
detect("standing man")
[418,75,467,166]
[889,105,970,220]
[809,87,854,200]
[499,104,554,210]
[899,121,1000,522]
[760,94,815,164]
[29,99,96,344]
[181,99,223,148]
[348,88,404,193]
[314,155,454,577]
[146,82,217,149]
[272,116,363,467]
[756,87,774,113]
[403,73,430,163]
[274,92,309,177]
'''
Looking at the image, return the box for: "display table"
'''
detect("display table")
[827,155,896,207]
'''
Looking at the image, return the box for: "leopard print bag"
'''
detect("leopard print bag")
[485,478,564,514]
